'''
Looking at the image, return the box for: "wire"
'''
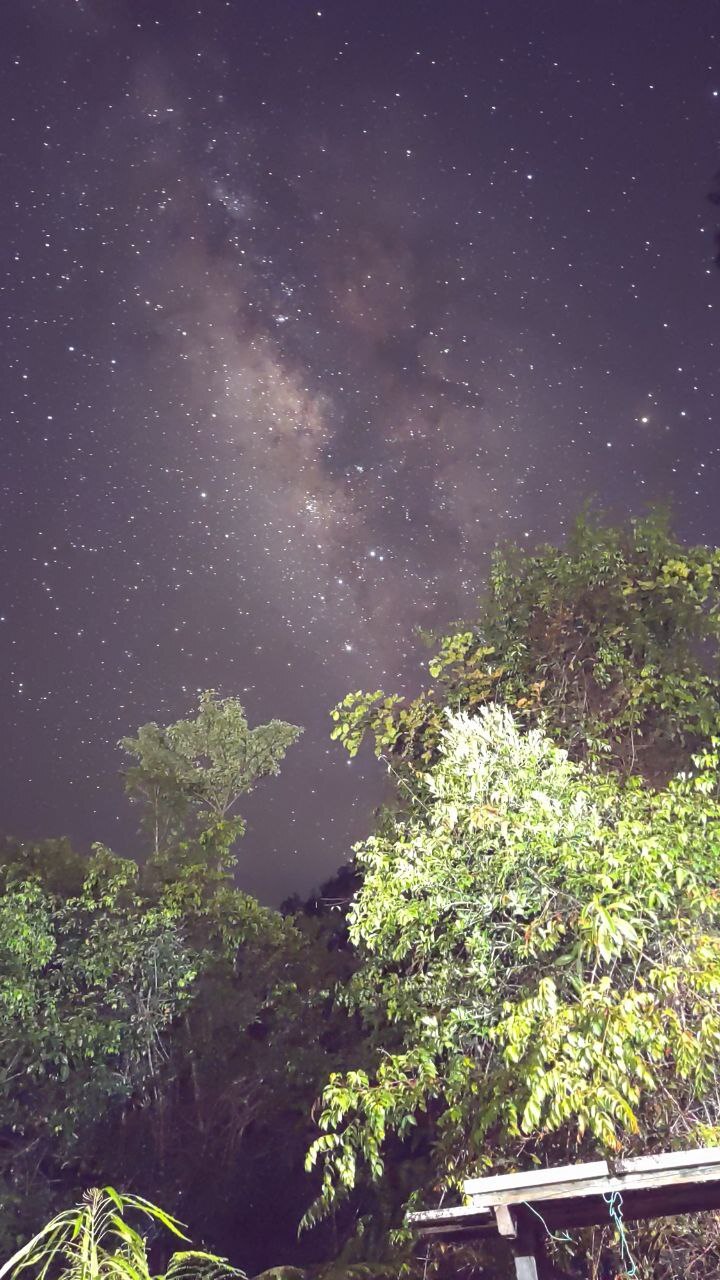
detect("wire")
[520,1193,639,1277]
[603,1190,637,1278]
[520,1200,574,1244]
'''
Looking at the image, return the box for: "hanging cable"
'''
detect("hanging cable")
[521,1200,574,1245]
[603,1190,637,1278]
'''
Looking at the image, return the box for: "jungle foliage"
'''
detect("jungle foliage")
[0,1187,245,1280]
[5,515,720,1280]
[331,509,720,783]
[308,707,720,1276]
[310,511,720,1277]
[0,697,358,1277]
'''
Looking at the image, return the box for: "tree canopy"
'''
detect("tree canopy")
[309,511,720,1277]
[307,708,720,1263]
[121,691,302,869]
[332,510,720,784]
[5,517,720,1279]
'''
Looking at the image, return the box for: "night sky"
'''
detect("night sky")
[2,0,719,904]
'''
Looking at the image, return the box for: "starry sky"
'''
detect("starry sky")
[2,0,719,903]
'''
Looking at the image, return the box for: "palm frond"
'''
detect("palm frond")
[100,1193,188,1242]
[164,1251,246,1280]
[0,1209,86,1280]
[1,1190,194,1280]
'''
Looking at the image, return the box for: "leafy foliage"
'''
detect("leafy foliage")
[121,692,302,866]
[93,891,357,1273]
[8,516,720,1279]
[0,1188,244,1280]
[0,847,198,1246]
[0,693,327,1275]
[332,511,720,783]
[308,705,720,1274]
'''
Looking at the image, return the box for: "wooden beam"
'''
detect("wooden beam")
[407,1146,720,1244]
[408,1204,492,1228]
[530,1178,720,1230]
[407,1152,720,1259]
[465,1159,609,1198]
[407,1203,492,1239]
[495,1204,519,1238]
[503,1207,556,1280]
[410,1177,720,1238]
[464,1146,720,1211]
[513,1233,544,1280]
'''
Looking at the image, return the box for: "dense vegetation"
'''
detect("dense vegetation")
[4,512,720,1279]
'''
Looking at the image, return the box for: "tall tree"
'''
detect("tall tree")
[332,509,720,783]
[120,691,302,870]
[310,511,720,1279]
[0,694,310,1269]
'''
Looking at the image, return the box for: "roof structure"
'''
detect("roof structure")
[407,1146,720,1279]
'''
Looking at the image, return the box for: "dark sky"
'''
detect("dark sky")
[2,0,719,903]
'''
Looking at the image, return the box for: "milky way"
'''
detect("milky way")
[2,0,719,901]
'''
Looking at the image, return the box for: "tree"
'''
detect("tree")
[0,836,87,898]
[307,706,720,1276]
[331,510,720,784]
[120,691,302,869]
[70,698,366,1276]
[0,694,312,1270]
[309,512,720,1278]
[92,888,361,1276]
[0,847,199,1252]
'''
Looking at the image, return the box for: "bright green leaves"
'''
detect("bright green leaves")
[329,643,503,769]
[427,631,478,679]
[426,634,502,696]
[307,705,720,1222]
[303,1053,440,1231]
[0,692,320,1263]
[485,511,720,778]
[330,511,720,790]
[0,1187,244,1280]
[330,691,404,758]
[121,691,302,867]
[330,689,448,767]
[0,845,200,1245]
[314,515,720,1262]
[492,979,658,1144]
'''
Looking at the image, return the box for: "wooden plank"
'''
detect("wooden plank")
[466,1150,720,1210]
[408,1204,492,1225]
[513,1245,543,1280]
[464,1159,610,1197]
[473,1160,720,1209]
[464,1146,720,1199]
[410,1178,720,1239]
[526,1179,720,1231]
[495,1204,518,1238]
[511,1210,553,1280]
[407,1203,494,1242]
[409,1148,720,1247]
[614,1147,720,1176]
[411,1223,490,1241]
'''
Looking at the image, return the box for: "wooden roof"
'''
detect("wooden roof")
[408,1146,720,1239]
